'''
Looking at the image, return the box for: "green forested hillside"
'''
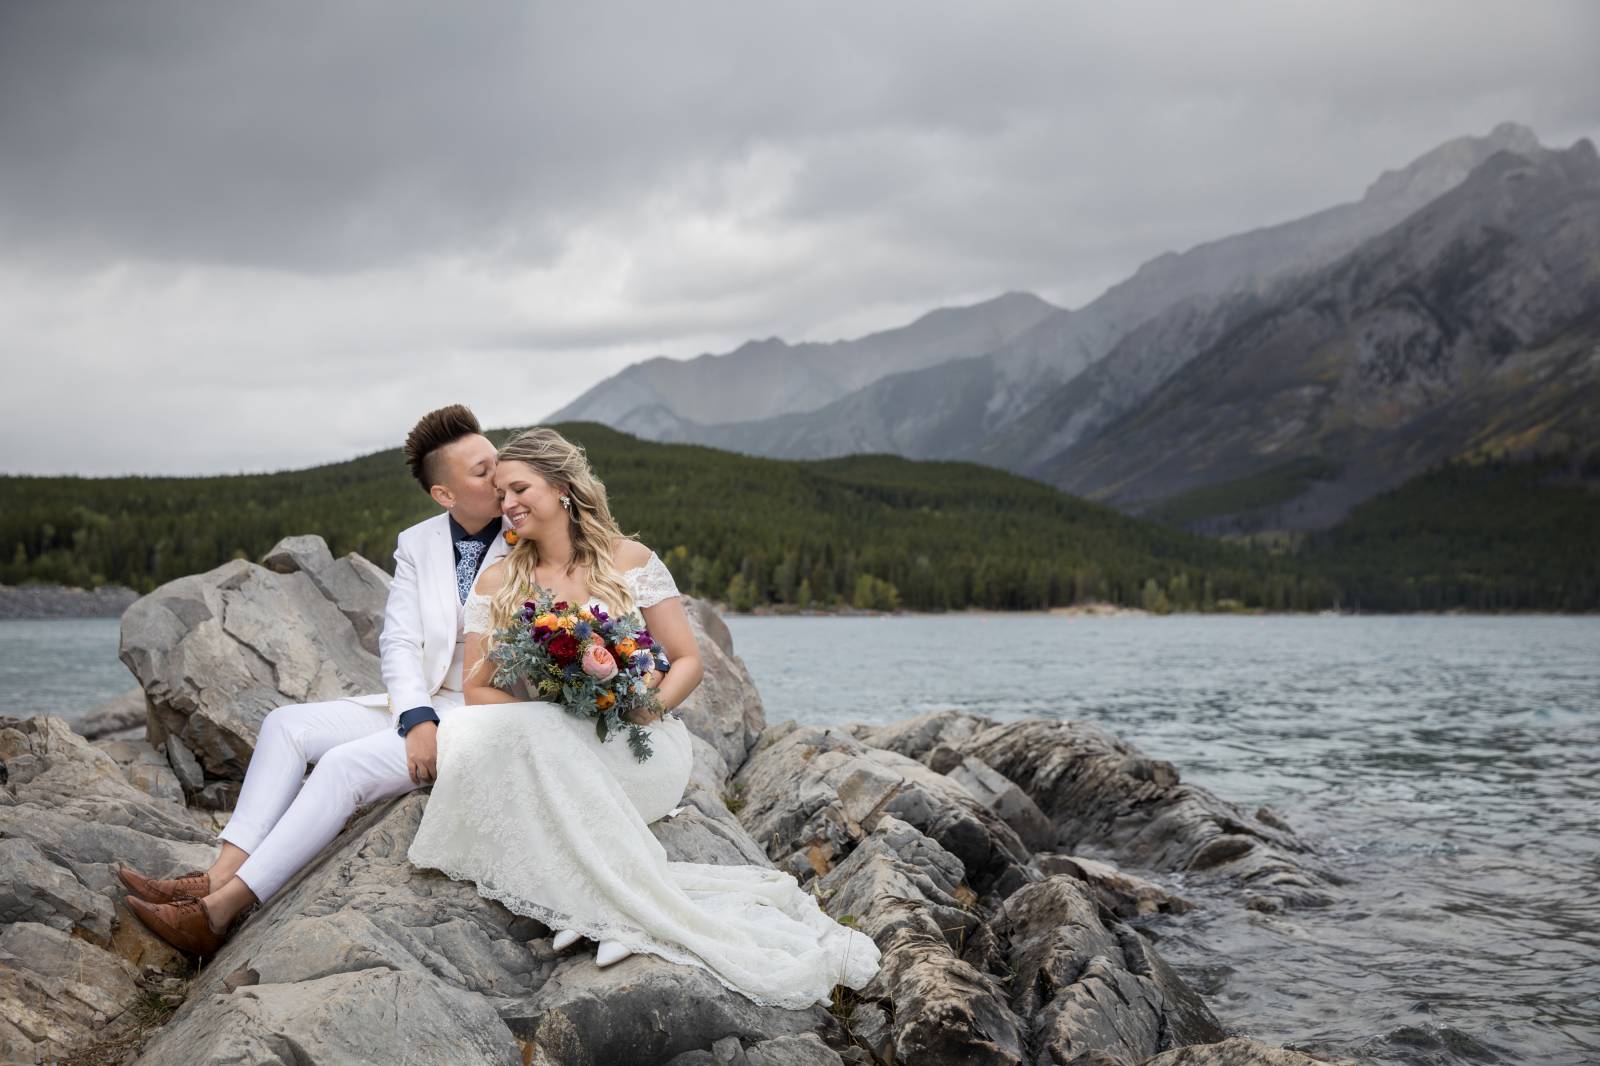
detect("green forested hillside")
[1298,453,1600,611]
[0,423,1335,612]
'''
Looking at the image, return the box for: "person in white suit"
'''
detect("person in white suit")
[118,404,511,955]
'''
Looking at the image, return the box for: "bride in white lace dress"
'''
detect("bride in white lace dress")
[406,427,880,1011]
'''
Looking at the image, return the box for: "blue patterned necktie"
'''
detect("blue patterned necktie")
[455,539,486,603]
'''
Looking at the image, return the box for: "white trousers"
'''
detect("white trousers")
[219,691,467,902]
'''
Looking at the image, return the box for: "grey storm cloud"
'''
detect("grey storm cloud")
[2,0,1598,474]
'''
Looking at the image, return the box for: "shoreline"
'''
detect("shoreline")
[0,583,139,620]
[4,583,1593,622]
[722,602,1599,619]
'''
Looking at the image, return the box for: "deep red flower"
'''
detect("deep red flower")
[553,601,570,611]
[547,632,580,664]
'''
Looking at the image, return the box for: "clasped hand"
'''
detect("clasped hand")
[428,670,665,770]
[405,721,439,785]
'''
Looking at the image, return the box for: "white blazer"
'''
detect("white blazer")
[345,511,511,726]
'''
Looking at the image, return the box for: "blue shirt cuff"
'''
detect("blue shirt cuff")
[396,706,440,737]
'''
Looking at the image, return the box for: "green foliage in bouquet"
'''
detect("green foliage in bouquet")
[486,590,672,762]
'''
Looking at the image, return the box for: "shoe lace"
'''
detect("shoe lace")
[170,896,229,936]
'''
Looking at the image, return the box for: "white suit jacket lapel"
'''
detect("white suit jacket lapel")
[427,516,458,656]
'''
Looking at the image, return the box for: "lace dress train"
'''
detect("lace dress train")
[405,553,881,1010]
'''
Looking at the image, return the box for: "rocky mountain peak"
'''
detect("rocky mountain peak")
[1362,121,1545,205]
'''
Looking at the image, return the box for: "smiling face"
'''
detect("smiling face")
[431,433,500,525]
[494,459,567,533]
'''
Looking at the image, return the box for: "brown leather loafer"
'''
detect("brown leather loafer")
[124,895,229,957]
[117,866,210,905]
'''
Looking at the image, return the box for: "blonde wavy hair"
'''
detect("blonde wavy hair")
[482,427,638,656]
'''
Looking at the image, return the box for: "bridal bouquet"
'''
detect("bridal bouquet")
[486,592,672,761]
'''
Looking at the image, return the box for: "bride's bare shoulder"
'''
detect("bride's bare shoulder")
[474,559,510,595]
[610,538,652,572]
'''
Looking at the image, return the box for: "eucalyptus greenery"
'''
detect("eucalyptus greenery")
[486,589,671,762]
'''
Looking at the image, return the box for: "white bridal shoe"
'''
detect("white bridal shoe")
[552,927,633,967]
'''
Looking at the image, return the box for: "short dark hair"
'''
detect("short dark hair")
[403,404,483,492]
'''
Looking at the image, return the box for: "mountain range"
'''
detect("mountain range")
[546,122,1600,531]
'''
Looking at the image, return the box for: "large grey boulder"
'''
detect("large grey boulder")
[676,596,767,770]
[118,536,390,783]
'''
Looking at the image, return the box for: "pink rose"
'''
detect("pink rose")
[581,643,619,681]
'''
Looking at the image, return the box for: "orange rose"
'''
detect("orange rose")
[595,690,616,710]
[503,530,518,545]
[534,613,557,630]
[613,637,638,659]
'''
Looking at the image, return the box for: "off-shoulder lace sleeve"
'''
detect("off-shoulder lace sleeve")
[625,552,680,609]
[463,590,494,635]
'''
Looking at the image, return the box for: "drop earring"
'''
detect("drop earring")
[560,494,572,512]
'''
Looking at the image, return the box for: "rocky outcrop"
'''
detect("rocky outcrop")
[2,539,1354,1065]
[0,922,145,1062]
[128,779,851,1066]
[858,710,1341,912]
[0,716,208,1062]
[735,722,1040,906]
[77,688,147,741]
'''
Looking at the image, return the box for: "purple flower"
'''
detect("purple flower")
[590,604,609,623]
[532,625,552,640]
[635,631,654,649]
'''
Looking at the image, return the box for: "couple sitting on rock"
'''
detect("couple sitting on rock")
[119,405,880,1011]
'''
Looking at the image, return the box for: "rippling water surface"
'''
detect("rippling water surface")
[5,613,1597,1063]
[725,613,1600,1066]
[0,618,129,718]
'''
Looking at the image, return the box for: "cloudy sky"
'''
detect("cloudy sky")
[2,1,1596,476]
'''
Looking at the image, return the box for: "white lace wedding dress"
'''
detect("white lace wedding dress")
[406,552,881,1010]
